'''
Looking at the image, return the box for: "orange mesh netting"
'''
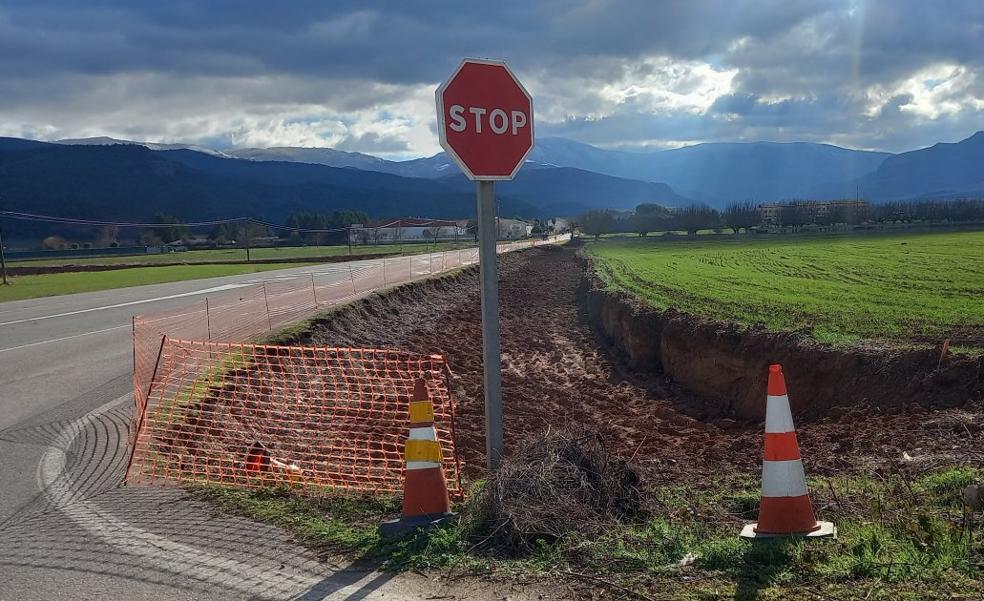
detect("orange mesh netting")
[126,338,463,497]
[126,236,568,493]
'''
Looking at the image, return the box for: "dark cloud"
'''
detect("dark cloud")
[0,0,980,154]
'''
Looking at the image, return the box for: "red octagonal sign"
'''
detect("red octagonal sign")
[436,58,534,181]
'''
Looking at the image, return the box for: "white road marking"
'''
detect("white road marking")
[37,394,326,597]
[0,324,130,354]
[0,283,252,327]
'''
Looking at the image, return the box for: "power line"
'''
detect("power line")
[0,210,461,234]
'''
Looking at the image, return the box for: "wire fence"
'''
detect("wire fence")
[128,236,567,491]
[126,339,462,496]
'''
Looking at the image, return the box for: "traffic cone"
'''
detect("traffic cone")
[245,441,270,474]
[741,364,835,538]
[379,378,456,536]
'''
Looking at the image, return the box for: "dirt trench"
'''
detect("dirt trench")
[292,246,983,484]
[579,264,984,421]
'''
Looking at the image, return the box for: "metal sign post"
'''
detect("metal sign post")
[436,58,534,471]
[476,180,503,466]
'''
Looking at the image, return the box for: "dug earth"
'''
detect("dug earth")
[287,246,983,483]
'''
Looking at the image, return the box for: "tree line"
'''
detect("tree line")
[577,198,984,239]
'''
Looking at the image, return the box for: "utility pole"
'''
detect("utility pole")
[244,219,251,263]
[0,227,8,286]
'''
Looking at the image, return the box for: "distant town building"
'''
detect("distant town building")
[758,200,869,226]
[349,218,467,244]
[497,218,533,239]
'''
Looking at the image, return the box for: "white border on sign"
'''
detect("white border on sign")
[435,57,535,182]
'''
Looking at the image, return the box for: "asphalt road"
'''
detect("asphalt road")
[0,250,547,601]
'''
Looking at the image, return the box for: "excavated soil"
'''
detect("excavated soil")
[295,246,984,484]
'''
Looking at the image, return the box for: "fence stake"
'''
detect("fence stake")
[310,273,318,308]
[262,282,273,330]
[350,263,357,296]
[205,298,212,341]
[383,257,387,287]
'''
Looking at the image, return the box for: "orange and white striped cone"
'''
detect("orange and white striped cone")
[379,378,456,536]
[741,364,835,539]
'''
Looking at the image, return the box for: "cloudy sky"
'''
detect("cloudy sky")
[0,0,981,158]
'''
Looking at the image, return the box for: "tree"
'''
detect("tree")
[722,202,760,234]
[152,214,189,243]
[673,205,720,236]
[42,235,66,249]
[578,209,619,240]
[631,203,671,236]
[283,210,369,245]
[95,226,119,247]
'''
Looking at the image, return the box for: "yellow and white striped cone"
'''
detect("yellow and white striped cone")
[379,378,456,536]
[741,364,835,539]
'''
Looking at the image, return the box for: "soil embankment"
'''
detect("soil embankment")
[579,258,983,420]
[286,246,983,483]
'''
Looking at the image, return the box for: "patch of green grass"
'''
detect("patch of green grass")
[9,242,475,267]
[0,262,319,301]
[199,466,983,599]
[587,230,984,348]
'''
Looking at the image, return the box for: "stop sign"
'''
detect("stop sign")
[436,58,534,181]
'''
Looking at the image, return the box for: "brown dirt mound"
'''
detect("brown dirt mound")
[295,246,984,485]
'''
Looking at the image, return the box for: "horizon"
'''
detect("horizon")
[0,2,981,160]
[16,128,984,163]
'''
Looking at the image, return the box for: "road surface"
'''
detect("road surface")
[0,251,546,601]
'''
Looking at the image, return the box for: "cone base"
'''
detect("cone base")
[740,521,836,539]
[379,512,457,537]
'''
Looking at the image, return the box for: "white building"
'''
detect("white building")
[497,218,533,239]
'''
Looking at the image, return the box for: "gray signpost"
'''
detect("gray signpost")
[436,58,534,469]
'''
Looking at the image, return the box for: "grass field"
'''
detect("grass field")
[200,466,983,600]
[8,241,474,267]
[0,262,318,302]
[588,230,984,347]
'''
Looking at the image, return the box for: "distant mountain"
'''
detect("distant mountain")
[850,131,984,201]
[439,167,690,215]
[225,146,392,172]
[1,140,683,230]
[640,141,890,203]
[56,136,232,157]
[0,143,538,230]
[244,137,889,206]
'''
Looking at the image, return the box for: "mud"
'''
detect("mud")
[292,246,983,484]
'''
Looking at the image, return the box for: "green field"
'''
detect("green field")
[8,241,473,267]
[588,230,984,347]
[0,262,318,302]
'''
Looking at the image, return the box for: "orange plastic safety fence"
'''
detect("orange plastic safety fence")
[128,237,568,467]
[127,338,463,497]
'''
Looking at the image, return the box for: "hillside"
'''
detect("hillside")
[0,143,536,231]
[226,137,891,205]
[853,131,984,200]
[439,167,690,214]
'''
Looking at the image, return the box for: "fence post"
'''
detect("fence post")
[205,298,212,341]
[262,282,273,330]
[310,273,318,308]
